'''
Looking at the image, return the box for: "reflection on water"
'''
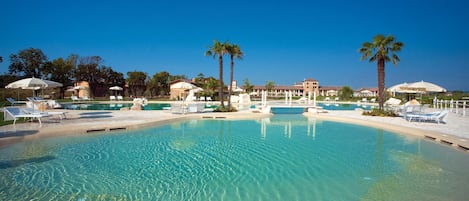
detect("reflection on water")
[260,116,318,139]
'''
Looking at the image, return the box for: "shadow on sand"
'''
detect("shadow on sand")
[80,112,113,119]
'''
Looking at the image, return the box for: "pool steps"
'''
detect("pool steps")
[424,134,469,152]
[86,127,127,133]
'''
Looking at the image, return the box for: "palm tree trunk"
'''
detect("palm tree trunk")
[377,58,385,110]
[228,55,234,110]
[218,55,225,109]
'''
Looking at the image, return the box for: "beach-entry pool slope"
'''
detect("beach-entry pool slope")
[1,115,468,200]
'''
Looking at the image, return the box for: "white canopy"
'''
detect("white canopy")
[6,77,63,90]
[387,80,446,94]
[109,86,123,91]
[170,81,199,90]
[406,80,446,92]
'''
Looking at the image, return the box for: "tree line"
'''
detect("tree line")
[0,48,224,99]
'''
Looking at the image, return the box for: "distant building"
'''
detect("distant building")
[354,87,378,97]
[169,79,199,100]
[318,86,342,96]
[250,78,319,97]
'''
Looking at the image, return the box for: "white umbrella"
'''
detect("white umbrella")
[170,82,198,89]
[6,77,63,90]
[388,81,446,95]
[406,80,446,93]
[109,86,123,96]
[109,86,123,91]
[6,77,63,112]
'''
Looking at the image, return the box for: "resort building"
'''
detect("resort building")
[251,78,320,97]
[169,79,199,100]
[318,86,342,97]
[354,87,378,97]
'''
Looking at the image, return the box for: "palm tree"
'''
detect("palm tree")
[205,40,228,109]
[359,34,404,110]
[226,43,244,110]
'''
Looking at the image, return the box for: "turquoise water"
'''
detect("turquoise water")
[270,103,373,114]
[1,115,468,200]
[63,103,172,110]
[318,103,374,110]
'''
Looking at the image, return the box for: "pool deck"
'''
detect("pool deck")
[1,104,468,152]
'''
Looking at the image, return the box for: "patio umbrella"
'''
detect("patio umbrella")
[6,77,62,90]
[109,86,123,91]
[6,77,63,112]
[406,80,446,93]
[387,81,446,97]
[170,82,198,90]
[109,86,123,96]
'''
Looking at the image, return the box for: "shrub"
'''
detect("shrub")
[362,108,399,117]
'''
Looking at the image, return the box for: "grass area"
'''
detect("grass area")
[0,112,14,126]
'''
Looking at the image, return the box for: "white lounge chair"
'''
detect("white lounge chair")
[406,110,448,124]
[3,107,48,126]
[117,96,123,101]
[110,96,116,101]
[71,96,80,101]
[81,96,92,101]
[6,98,26,105]
[22,108,68,120]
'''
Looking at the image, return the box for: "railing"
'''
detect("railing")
[433,98,467,117]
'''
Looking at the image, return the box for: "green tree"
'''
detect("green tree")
[205,40,228,109]
[45,56,76,98]
[127,71,148,97]
[243,79,254,93]
[205,76,219,99]
[359,34,404,110]
[339,86,354,100]
[226,43,244,109]
[265,81,275,96]
[9,48,48,78]
[150,71,171,97]
[75,56,102,97]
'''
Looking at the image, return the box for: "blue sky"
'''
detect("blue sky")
[1,0,468,91]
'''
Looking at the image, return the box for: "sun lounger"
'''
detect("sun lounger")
[117,96,123,101]
[110,96,116,101]
[406,110,448,124]
[6,98,27,105]
[81,96,92,101]
[71,96,80,101]
[3,107,49,126]
[22,108,68,120]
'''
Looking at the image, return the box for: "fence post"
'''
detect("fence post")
[450,99,454,112]
[464,101,466,117]
[456,100,459,115]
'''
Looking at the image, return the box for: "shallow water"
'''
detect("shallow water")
[1,115,468,200]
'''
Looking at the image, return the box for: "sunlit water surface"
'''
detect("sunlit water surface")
[1,115,468,200]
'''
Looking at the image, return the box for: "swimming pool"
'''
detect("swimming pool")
[270,103,373,114]
[1,115,468,200]
[62,103,218,110]
[63,103,172,110]
[318,103,374,110]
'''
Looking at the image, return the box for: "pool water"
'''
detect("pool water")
[318,103,374,110]
[63,103,172,110]
[1,115,468,200]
